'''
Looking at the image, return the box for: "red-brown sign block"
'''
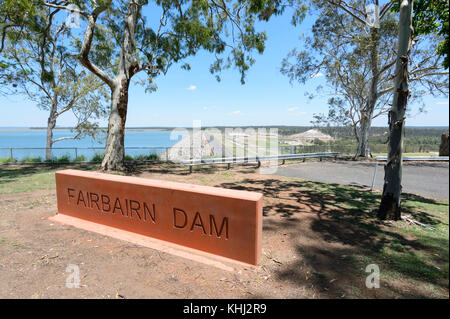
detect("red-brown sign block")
[55,169,263,266]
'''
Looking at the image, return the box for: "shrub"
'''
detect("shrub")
[0,157,16,163]
[22,157,43,163]
[73,155,86,162]
[91,153,104,162]
[56,155,71,163]
[125,154,134,161]
[134,153,159,161]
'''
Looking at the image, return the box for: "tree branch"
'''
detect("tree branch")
[377,86,395,98]
[380,1,393,19]
[327,0,370,27]
[79,4,114,89]
[52,133,81,144]
[43,2,89,17]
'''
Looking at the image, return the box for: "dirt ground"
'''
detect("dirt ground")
[0,163,447,299]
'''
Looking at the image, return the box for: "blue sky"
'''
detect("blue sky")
[1,3,448,128]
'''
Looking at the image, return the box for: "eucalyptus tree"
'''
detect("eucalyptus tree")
[280,0,448,158]
[412,0,449,69]
[2,3,108,160]
[378,0,449,220]
[377,0,413,220]
[42,0,269,171]
[0,0,37,93]
[0,0,36,53]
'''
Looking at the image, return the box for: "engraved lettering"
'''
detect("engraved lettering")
[190,212,206,234]
[89,192,100,211]
[173,208,187,228]
[129,200,141,220]
[101,195,110,212]
[210,215,229,239]
[143,202,156,223]
[77,190,86,207]
[68,188,75,202]
[113,197,124,215]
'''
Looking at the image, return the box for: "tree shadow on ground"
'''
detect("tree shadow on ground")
[218,178,449,298]
[0,163,97,184]
[128,162,259,176]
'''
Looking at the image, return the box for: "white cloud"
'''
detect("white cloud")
[187,85,197,91]
[288,106,299,112]
[436,101,449,105]
[230,110,242,115]
[310,72,324,78]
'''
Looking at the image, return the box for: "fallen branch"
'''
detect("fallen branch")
[401,215,436,230]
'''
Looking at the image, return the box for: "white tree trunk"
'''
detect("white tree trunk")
[356,113,373,157]
[101,79,129,171]
[45,101,58,160]
[356,27,380,158]
[100,1,139,171]
[378,0,414,220]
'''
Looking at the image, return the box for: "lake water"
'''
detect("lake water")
[0,128,187,160]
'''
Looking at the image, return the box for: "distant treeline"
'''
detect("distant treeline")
[28,125,448,140]
[274,126,448,138]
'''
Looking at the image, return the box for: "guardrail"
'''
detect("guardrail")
[375,156,449,161]
[370,156,449,190]
[181,152,339,173]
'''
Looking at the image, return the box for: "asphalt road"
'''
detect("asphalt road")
[271,160,449,200]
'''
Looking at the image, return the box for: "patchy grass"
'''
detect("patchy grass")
[0,170,55,194]
[213,174,449,298]
[0,164,98,194]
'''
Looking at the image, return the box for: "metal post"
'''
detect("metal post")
[166,147,169,162]
[244,136,248,162]
[75,148,78,160]
[189,165,192,174]
[370,161,379,190]
[10,148,13,161]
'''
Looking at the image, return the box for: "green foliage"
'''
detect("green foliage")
[91,153,104,162]
[55,154,71,163]
[134,153,159,161]
[281,1,398,133]
[73,155,86,162]
[72,0,273,90]
[0,0,38,90]
[281,0,448,148]
[393,0,449,68]
[1,1,109,146]
[21,156,43,163]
